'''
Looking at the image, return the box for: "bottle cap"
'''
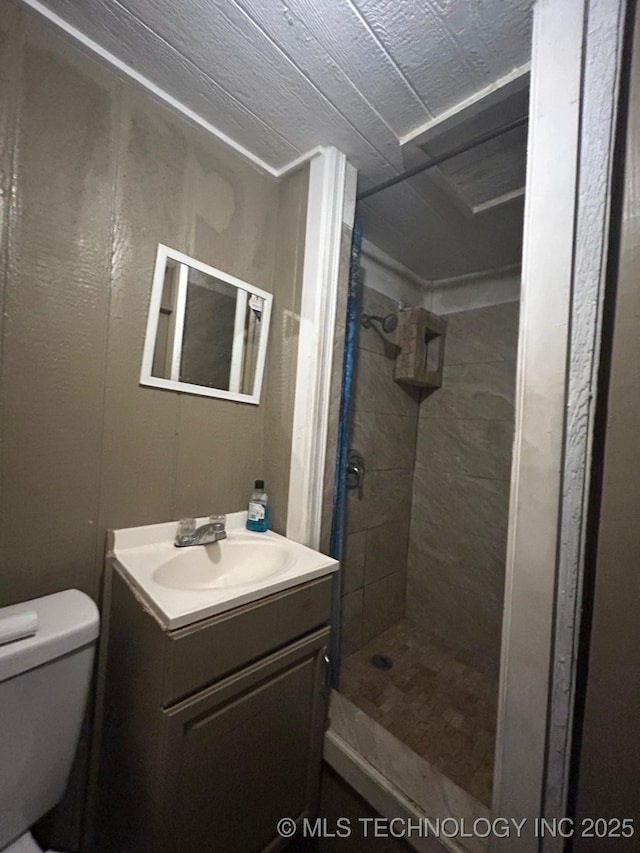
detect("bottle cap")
[255,479,265,489]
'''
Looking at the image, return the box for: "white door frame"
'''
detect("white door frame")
[493,0,627,848]
[286,146,350,549]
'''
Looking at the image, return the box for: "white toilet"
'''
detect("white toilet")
[0,590,100,853]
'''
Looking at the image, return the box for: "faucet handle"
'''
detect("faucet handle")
[209,514,226,529]
[177,518,196,539]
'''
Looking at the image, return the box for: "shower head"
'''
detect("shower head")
[360,312,398,333]
[381,313,398,333]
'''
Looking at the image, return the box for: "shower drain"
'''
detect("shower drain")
[370,654,393,670]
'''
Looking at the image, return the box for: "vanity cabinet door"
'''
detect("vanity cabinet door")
[161,626,330,853]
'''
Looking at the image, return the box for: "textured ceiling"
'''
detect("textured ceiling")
[31,0,534,280]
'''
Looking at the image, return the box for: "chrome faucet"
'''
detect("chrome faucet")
[174,515,227,548]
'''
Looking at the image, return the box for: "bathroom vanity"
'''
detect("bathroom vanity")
[91,515,338,852]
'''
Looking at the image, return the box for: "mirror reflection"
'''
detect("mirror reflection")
[141,246,272,404]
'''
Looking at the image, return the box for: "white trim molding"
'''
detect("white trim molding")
[18,0,321,181]
[360,238,432,307]
[492,0,627,849]
[323,732,443,853]
[543,0,627,838]
[139,244,272,405]
[493,1,584,843]
[285,147,352,548]
[400,64,531,149]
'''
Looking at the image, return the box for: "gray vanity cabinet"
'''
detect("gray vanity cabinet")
[91,566,332,853]
[164,630,328,852]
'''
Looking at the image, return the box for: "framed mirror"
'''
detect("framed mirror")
[140,245,272,404]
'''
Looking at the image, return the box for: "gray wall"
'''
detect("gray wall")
[574,2,640,839]
[341,285,420,657]
[0,2,307,607]
[263,167,309,534]
[407,301,519,678]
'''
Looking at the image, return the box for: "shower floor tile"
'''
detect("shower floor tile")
[339,619,498,806]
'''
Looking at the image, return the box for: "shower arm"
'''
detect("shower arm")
[370,321,400,357]
[360,313,401,359]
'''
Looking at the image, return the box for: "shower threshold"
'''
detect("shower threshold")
[325,690,489,853]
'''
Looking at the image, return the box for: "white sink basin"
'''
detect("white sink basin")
[108,512,338,629]
[152,534,294,590]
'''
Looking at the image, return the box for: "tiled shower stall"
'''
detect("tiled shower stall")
[337,277,519,807]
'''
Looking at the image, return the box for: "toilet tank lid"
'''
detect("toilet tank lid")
[0,589,99,683]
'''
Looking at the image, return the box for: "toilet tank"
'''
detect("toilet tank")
[0,590,100,849]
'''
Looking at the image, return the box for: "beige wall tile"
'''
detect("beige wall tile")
[341,588,364,658]
[415,417,514,480]
[363,572,406,644]
[351,346,419,417]
[339,289,517,670]
[444,302,520,366]
[408,300,518,675]
[342,530,366,594]
[367,468,414,527]
[340,283,420,647]
[364,517,410,586]
[347,466,414,536]
[358,286,401,356]
[408,516,507,595]
[421,360,516,421]
[351,410,418,472]
[345,479,368,534]
[405,570,502,679]
[412,467,510,539]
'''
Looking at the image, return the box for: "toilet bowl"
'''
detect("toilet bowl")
[0,590,99,853]
[2,831,57,853]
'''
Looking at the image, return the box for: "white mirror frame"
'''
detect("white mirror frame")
[140,244,272,405]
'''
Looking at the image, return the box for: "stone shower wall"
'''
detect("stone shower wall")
[407,301,519,678]
[340,284,420,657]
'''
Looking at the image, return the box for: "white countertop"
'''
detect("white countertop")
[110,511,339,630]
